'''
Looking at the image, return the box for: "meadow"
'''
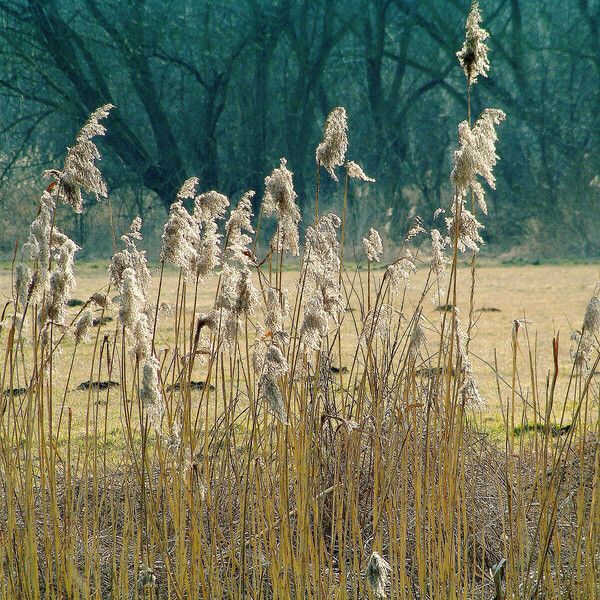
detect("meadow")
[0,2,598,598]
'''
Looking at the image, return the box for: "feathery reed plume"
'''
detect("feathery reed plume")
[73,307,94,344]
[259,374,288,424]
[262,344,288,379]
[299,293,328,351]
[14,262,32,309]
[447,112,501,247]
[457,0,490,86]
[263,158,301,256]
[386,252,416,291]
[140,355,165,428]
[408,315,427,360]
[43,104,114,212]
[454,310,485,407]
[256,333,289,424]
[216,264,259,319]
[303,213,342,295]
[445,205,485,253]
[46,237,79,324]
[363,227,384,262]
[131,313,152,361]
[346,160,375,182]
[300,214,343,350]
[215,264,259,349]
[194,190,229,224]
[177,176,199,200]
[430,228,449,277]
[89,291,110,309]
[196,220,222,280]
[118,267,145,331]
[572,295,600,372]
[582,296,600,335]
[406,217,426,241]
[109,217,151,298]
[366,552,391,599]
[265,287,289,339]
[226,191,255,266]
[20,191,55,302]
[452,109,506,214]
[161,184,201,279]
[316,107,348,181]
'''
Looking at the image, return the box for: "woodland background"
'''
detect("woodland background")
[0,0,598,259]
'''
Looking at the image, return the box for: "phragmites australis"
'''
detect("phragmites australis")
[160,196,200,279]
[430,229,449,277]
[73,307,94,344]
[366,552,391,599]
[43,104,114,213]
[456,0,490,85]
[215,264,259,350]
[194,190,229,224]
[582,296,600,336]
[46,238,80,325]
[255,319,289,423]
[177,176,199,201]
[363,228,384,262]
[386,252,416,291]
[408,315,427,360]
[451,109,506,214]
[216,264,259,318]
[346,160,375,182]
[89,291,110,309]
[259,374,288,424]
[454,310,485,407]
[316,107,348,181]
[20,192,55,303]
[572,296,600,372]
[196,220,222,280]
[109,217,151,297]
[118,267,145,331]
[299,293,328,351]
[131,314,152,361]
[226,191,255,266]
[14,262,32,309]
[445,203,485,253]
[265,287,289,336]
[300,213,344,348]
[140,355,164,429]
[303,213,342,293]
[263,158,301,256]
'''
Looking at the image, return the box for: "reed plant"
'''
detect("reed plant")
[0,3,598,598]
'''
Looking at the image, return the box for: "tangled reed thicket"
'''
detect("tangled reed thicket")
[0,2,598,598]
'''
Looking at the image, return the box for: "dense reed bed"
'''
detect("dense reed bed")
[0,2,598,598]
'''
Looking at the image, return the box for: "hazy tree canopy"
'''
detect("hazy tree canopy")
[0,0,598,258]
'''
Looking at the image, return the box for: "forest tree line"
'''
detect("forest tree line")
[0,0,598,258]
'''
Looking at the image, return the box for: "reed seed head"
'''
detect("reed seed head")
[457,0,490,85]
[363,227,384,262]
[74,307,94,344]
[316,107,348,181]
[366,552,391,599]
[346,160,375,182]
[43,104,113,212]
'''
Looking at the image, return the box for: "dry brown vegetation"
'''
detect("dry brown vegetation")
[0,2,598,598]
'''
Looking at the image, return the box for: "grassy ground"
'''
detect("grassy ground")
[2,261,596,442]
